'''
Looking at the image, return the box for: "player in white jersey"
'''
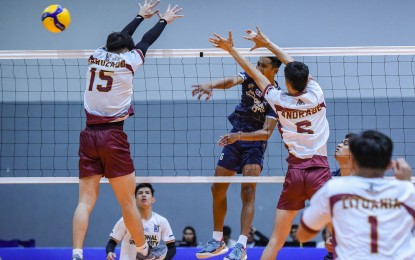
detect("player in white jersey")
[72,2,183,260]
[106,184,176,260]
[209,28,331,260]
[298,130,415,260]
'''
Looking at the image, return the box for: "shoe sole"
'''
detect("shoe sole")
[196,247,229,259]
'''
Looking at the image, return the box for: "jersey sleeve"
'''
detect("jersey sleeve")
[160,217,175,242]
[109,218,127,242]
[263,85,282,109]
[124,49,145,71]
[238,72,248,83]
[301,183,331,231]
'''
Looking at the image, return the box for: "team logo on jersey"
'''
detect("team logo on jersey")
[255,89,262,97]
[248,83,255,89]
[296,99,305,106]
[365,183,379,194]
[154,224,160,232]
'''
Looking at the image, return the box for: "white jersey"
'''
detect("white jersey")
[110,212,175,260]
[84,47,144,124]
[264,80,329,159]
[302,176,415,260]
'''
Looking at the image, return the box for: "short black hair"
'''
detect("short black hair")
[284,61,309,92]
[291,224,299,229]
[135,183,155,196]
[266,56,282,68]
[349,130,393,170]
[106,32,134,52]
[345,133,356,139]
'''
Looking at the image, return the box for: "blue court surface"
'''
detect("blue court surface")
[0,247,328,260]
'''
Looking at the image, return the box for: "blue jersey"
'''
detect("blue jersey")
[228,72,278,132]
[331,169,341,176]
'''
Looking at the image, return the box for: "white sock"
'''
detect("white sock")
[237,235,248,247]
[137,242,149,256]
[72,249,83,258]
[213,231,223,242]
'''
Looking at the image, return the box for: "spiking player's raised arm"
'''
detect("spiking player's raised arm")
[211,30,331,260]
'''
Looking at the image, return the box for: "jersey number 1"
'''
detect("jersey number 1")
[88,68,113,92]
[368,216,378,253]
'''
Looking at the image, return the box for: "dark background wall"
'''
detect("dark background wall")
[1,0,415,247]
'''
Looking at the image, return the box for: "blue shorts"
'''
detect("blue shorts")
[217,136,267,174]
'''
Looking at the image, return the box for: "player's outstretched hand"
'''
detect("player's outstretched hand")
[209,31,234,52]
[243,26,271,51]
[158,4,184,24]
[392,158,413,181]
[218,132,240,146]
[138,0,160,19]
[106,252,117,260]
[192,84,213,100]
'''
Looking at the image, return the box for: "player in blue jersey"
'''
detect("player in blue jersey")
[192,57,281,260]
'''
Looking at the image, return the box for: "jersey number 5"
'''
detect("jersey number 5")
[88,68,113,92]
[295,120,314,134]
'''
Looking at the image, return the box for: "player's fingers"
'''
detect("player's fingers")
[167,4,171,11]
[198,93,203,100]
[250,46,258,52]
[150,0,160,8]
[174,14,184,19]
[139,3,143,9]
[256,26,262,35]
[157,13,162,18]
[150,10,159,15]
[174,8,183,14]
[171,5,179,11]
[206,92,212,100]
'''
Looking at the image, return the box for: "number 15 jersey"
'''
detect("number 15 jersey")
[84,47,144,125]
[263,79,329,160]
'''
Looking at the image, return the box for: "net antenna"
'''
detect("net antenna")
[1,47,415,184]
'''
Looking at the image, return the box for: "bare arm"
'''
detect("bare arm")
[209,32,270,92]
[244,27,295,65]
[297,221,320,243]
[192,76,243,100]
[218,117,277,146]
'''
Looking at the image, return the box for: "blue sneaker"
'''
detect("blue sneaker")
[224,243,247,260]
[71,254,83,260]
[196,239,228,259]
[136,245,168,260]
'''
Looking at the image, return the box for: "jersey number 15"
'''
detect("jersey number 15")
[88,68,114,92]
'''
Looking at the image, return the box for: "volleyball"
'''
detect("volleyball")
[41,5,71,33]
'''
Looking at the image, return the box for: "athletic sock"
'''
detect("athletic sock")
[72,249,83,259]
[237,235,248,248]
[213,231,223,242]
[137,242,149,256]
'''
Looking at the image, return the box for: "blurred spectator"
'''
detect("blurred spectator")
[246,226,269,247]
[176,226,198,247]
[284,224,316,247]
[223,226,237,248]
[317,228,329,248]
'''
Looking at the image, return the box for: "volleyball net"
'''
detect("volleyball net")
[1,47,414,184]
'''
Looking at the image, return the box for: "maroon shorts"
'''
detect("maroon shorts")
[277,167,331,210]
[78,124,135,179]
